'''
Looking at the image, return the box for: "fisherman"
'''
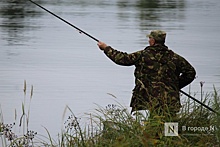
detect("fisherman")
[97,30,196,118]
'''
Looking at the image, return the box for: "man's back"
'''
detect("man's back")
[131,44,196,113]
[97,30,196,115]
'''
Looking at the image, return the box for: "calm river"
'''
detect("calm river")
[0,0,220,138]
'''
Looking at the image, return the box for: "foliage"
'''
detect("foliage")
[1,81,220,146]
[58,87,220,147]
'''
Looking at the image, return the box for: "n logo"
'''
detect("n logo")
[164,122,178,136]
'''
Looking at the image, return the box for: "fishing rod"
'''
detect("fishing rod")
[180,90,219,115]
[28,0,218,115]
[28,0,99,42]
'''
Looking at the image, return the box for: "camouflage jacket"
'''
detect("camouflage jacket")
[103,44,196,112]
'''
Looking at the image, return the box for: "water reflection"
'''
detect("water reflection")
[0,0,42,46]
[0,0,186,46]
[0,0,219,137]
[117,0,185,31]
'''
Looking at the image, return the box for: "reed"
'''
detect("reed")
[0,82,220,146]
[0,81,39,147]
[59,87,220,146]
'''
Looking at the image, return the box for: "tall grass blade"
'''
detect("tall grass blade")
[30,85,34,99]
[0,104,7,147]
[14,109,17,121]
[24,80,26,95]
[43,126,56,146]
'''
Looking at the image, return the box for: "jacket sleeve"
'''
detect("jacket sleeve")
[103,46,142,66]
[178,55,196,89]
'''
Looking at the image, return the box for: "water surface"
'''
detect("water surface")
[0,0,220,137]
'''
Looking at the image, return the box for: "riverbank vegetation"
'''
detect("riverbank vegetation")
[1,81,220,146]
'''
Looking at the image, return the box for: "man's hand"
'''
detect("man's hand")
[97,41,108,50]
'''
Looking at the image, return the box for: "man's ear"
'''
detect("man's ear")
[152,38,156,44]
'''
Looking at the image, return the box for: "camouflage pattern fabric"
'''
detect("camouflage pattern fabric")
[103,44,196,114]
[147,30,166,41]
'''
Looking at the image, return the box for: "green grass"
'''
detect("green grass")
[1,82,220,146]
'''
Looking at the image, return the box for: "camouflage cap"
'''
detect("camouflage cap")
[147,30,166,41]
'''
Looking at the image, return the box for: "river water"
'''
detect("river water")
[0,0,220,139]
